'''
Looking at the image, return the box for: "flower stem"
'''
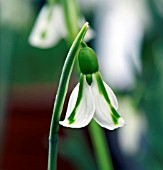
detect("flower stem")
[89,120,114,170]
[48,23,89,170]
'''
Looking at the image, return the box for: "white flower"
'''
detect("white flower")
[60,72,125,130]
[29,4,94,49]
[118,97,147,154]
[96,0,151,90]
[29,4,66,48]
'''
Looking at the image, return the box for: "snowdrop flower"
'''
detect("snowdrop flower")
[118,97,147,154]
[96,0,151,90]
[29,4,66,48]
[29,4,94,48]
[60,47,125,130]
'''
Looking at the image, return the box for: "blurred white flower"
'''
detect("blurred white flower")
[96,0,151,90]
[29,4,66,48]
[29,4,94,49]
[118,97,147,154]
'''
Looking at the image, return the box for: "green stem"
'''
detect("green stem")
[48,23,89,170]
[89,120,113,170]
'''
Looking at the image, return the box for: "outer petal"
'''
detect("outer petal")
[91,72,125,130]
[60,75,95,128]
[29,5,66,48]
[103,81,118,110]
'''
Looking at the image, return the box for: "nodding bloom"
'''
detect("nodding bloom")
[60,46,125,130]
[29,4,66,48]
[29,4,94,49]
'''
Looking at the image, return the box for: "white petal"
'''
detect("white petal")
[91,73,125,130]
[29,5,66,48]
[60,76,95,128]
[96,1,150,90]
[103,81,118,110]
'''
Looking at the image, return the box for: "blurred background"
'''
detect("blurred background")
[0,0,163,169]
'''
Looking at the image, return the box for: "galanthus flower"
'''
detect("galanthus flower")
[60,46,125,130]
[29,4,94,48]
[29,4,66,48]
[96,0,150,90]
[118,97,147,154]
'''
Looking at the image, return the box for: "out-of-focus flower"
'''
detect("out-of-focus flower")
[118,97,147,154]
[29,4,66,48]
[96,0,151,90]
[60,47,125,130]
[29,4,94,49]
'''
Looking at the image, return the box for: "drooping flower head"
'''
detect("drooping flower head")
[29,1,94,49]
[60,45,125,130]
[29,4,66,48]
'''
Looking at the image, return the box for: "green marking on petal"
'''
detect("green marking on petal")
[39,5,53,40]
[110,106,121,125]
[47,5,54,21]
[68,74,84,124]
[40,30,47,39]
[95,72,121,125]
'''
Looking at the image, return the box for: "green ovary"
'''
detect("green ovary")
[78,47,99,74]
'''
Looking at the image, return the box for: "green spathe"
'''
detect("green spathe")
[78,47,99,74]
